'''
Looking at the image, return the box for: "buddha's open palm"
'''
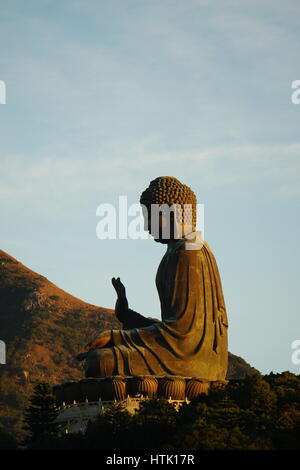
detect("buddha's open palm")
[112,277,128,322]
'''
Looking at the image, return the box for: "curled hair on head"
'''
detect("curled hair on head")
[140,176,197,231]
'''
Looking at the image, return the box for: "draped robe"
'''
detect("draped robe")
[85,234,228,380]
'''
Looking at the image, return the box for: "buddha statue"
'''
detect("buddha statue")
[77,176,228,381]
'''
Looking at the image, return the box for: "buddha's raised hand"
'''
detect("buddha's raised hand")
[112,277,128,322]
[112,277,127,298]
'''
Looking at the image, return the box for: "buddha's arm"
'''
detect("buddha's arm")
[112,276,160,329]
[121,308,161,329]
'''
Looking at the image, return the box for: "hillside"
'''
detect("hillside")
[0,250,258,434]
[0,249,120,433]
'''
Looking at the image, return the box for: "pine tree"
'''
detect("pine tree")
[105,400,133,445]
[85,400,133,449]
[133,398,177,448]
[23,382,59,445]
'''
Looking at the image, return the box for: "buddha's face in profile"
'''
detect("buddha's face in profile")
[142,204,196,244]
[142,204,176,244]
[140,177,197,244]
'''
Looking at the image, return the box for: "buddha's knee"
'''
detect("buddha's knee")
[85,348,115,378]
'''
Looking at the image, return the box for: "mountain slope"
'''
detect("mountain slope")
[0,249,120,433]
[0,250,258,434]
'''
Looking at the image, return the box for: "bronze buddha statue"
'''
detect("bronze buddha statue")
[78,176,228,381]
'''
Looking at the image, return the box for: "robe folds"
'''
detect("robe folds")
[85,234,228,380]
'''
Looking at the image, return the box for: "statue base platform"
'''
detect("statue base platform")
[53,375,227,406]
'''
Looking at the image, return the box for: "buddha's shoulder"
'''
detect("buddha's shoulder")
[172,237,212,257]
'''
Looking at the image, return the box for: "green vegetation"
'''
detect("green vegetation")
[23,382,59,447]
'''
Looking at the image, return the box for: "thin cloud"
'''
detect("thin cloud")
[0,142,299,218]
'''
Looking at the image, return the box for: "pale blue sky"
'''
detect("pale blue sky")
[0,0,299,374]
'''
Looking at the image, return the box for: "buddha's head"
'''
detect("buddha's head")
[140,176,197,244]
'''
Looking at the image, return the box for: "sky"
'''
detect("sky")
[0,0,299,375]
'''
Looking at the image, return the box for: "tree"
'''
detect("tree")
[85,401,133,449]
[23,382,59,446]
[132,398,178,449]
